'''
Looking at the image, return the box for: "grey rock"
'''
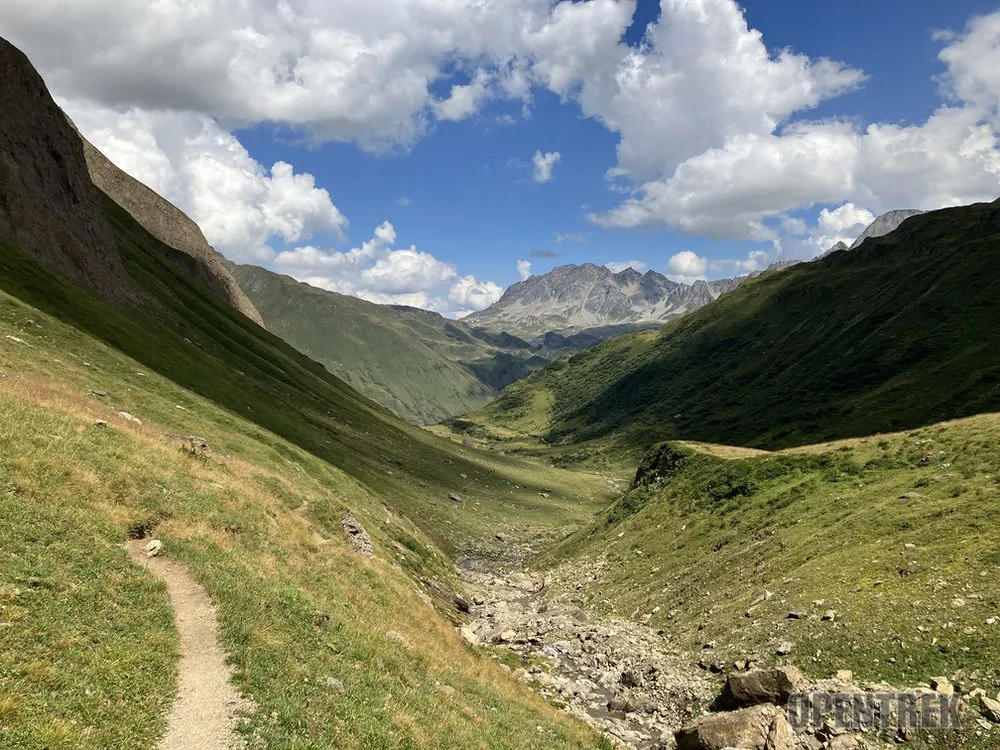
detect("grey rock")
[675,704,784,750]
[850,209,924,249]
[723,666,806,708]
[144,539,164,558]
[341,516,374,557]
[979,696,1000,723]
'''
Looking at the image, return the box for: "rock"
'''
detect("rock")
[608,691,655,715]
[930,676,954,695]
[499,629,517,643]
[144,539,164,558]
[619,669,641,688]
[775,642,793,656]
[94,419,108,427]
[184,436,210,453]
[87,389,107,398]
[723,665,806,708]
[459,626,479,645]
[449,493,462,503]
[826,736,859,749]
[320,676,345,693]
[495,533,505,541]
[764,713,796,750]
[980,697,1000,723]
[341,516,374,557]
[676,704,786,750]
[472,595,485,606]
[786,611,805,620]
[835,670,854,683]
[453,594,471,614]
[116,411,142,425]
[822,610,837,622]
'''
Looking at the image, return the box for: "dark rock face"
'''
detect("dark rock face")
[0,36,132,303]
[77,129,265,326]
[465,263,764,341]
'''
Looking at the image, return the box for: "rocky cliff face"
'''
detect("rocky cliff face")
[77,128,265,326]
[464,263,749,340]
[850,209,924,249]
[0,37,133,303]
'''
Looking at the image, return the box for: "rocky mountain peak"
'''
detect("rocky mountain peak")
[850,209,924,249]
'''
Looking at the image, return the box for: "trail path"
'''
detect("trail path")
[127,541,249,750]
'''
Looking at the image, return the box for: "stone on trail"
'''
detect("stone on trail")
[144,539,164,558]
[675,704,794,750]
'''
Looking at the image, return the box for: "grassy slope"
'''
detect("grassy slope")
[232,264,545,425]
[541,419,1000,747]
[463,201,1000,458]
[0,198,615,748]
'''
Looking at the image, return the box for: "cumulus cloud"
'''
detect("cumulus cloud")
[64,100,347,263]
[517,259,533,280]
[605,260,647,273]
[273,222,500,316]
[532,150,561,182]
[666,250,708,285]
[434,69,492,122]
[588,5,1000,238]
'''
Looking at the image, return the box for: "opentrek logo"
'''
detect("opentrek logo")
[788,691,962,733]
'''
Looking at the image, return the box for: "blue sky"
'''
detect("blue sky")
[6,0,1000,314]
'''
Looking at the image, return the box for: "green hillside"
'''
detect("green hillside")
[461,201,1000,459]
[0,194,615,748]
[231,264,548,424]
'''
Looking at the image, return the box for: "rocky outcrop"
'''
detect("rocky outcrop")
[721,666,807,709]
[850,210,924,250]
[76,128,265,326]
[465,263,760,341]
[0,36,132,302]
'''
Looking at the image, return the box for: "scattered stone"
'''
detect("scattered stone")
[453,594,471,614]
[899,493,923,500]
[472,595,485,606]
[341,516,374,557]
[676,704,786,750]
[94,419,108,427]
[320,676,345,693]
[144,539,164,558]
[499,629,517,643]
[459,626,479,645]
[775,642,793,656]
[87,388,107,398]
[449,493,462,503]
[904,543,916,550]
[980,697,1000,724]
[930,677,954,695]
[495,533,505,542]
[822,610,837,622]
[184,436,210,454]
[723,665,806,708]
[619,669,642,688]
[116,411,142,425]
[786,610,805,620]
[835,670,854,683]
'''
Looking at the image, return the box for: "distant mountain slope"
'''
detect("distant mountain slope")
[464,201,1000,454]
[465,263,745,341]
[850,209,924,249]
[76,126,265,326]
[231,263,549,424]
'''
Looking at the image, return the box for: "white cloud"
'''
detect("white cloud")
[604,260,647,273]
[394,196,412,207]
[588,6,1000,238]
[666,250,707,285]
[554,232,586,244]
[517,259,533,280]
[532,150,561,183]
[449,276,503,310]
[63,101,347,263]
[434,69,492,122]
[273,222,499,317]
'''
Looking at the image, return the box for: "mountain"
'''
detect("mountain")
[230,263,549,423]
[458,200,1000,457]
[0,36,613,748]
[819,240,848,257]
[850,209,924,249]
[464,263,748,341]
[76,124,265,326]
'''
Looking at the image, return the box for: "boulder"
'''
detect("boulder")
[981,696,1000,724]
[722,666,806,708]
[676,705,794,750]
[144,539,164,558]
[341,516,374,557]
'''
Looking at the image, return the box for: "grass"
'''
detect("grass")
[538,417,1000,747]
[0,286,611,748]
[231,264,547,425]
[463,200,1000,459]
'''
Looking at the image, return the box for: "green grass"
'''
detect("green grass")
[539,418,1000,747]
[0,191,616,748]
[231,264,548,425]
[465,200,1000,458]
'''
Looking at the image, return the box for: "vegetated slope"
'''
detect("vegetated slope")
[0,282,609,749]
[232,263,549,424]
[76,126,265,326]
[466,200,1000,456]
[539,419,1000,748]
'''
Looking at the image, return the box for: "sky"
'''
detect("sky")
[2,0,1000,317]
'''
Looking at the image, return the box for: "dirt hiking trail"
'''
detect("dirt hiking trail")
[127,540,249,749]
